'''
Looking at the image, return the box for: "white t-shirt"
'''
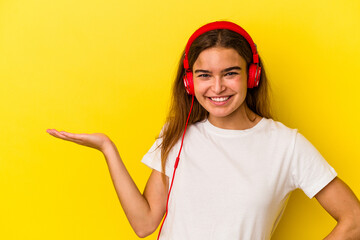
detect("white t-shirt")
[141,118,337,240]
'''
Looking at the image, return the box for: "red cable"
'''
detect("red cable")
[157,95,195,240]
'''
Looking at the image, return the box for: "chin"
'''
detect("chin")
[207,110,235,119]
[206,103,246,120]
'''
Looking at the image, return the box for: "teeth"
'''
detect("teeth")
[210,96,230,102]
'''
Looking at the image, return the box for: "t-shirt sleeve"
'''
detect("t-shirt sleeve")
[141,137,163,173]
[141,137,173,178]
[291,132,337,199]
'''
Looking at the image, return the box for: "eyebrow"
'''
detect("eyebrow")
[194,66,241,74]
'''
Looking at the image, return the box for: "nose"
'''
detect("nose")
[213,76,225,94]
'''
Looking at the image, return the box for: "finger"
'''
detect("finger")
[46,129,63,138]
[59,131,91,143]
[48,129,91,148]
[59,131,78,139]
[47,129,74,139]
[47,129,81,143]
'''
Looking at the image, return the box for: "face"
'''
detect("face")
[193,47,248,126]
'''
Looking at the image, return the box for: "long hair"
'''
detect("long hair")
[159,29,272,180]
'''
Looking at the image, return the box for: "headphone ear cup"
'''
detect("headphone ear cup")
[183,70,194,95]
[247,64,256,88]
[247,64,261,88]
[254,66,261,87]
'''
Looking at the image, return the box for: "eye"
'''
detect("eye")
[197,74,211,78]
[224,72,238,77]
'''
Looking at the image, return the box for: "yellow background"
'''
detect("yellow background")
[0,0,359,239]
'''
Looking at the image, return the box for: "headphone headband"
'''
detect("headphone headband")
[183,21,259,69]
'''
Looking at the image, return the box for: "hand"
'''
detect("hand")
[46,129,112,152]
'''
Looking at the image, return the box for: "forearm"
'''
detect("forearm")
[324,219,360,240]
[101,141,153,236]
[315,177,360,240]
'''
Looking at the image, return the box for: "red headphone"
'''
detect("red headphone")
[183,21,262,95]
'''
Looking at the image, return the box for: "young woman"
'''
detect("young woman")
[47,21,360,239]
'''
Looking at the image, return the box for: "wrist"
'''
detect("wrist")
[101,138,116,154]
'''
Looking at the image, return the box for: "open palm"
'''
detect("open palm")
[46,129,111,152]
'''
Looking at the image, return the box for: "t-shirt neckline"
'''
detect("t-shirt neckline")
[203,117,267,136]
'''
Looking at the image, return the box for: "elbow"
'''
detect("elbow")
[352,207,360,238]
[348,222,360,239]
[135,231,150,239]
[134,228,155,238]
[339,211,360,239]
[133,222,158,238]
[353,217,360,239]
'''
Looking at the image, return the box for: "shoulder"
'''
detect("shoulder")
[263,118,294,130]
[184,119,208,135]
[257,118,298,138]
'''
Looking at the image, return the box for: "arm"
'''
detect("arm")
[46,129,168,238]
[315,177,360,239]
[102,142,168,237]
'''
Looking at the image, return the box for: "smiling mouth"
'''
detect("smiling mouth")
[209,96,231,102]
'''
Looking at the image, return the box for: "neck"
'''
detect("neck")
[208,105,261,130]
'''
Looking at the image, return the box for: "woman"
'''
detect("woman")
[47,21,360,239]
